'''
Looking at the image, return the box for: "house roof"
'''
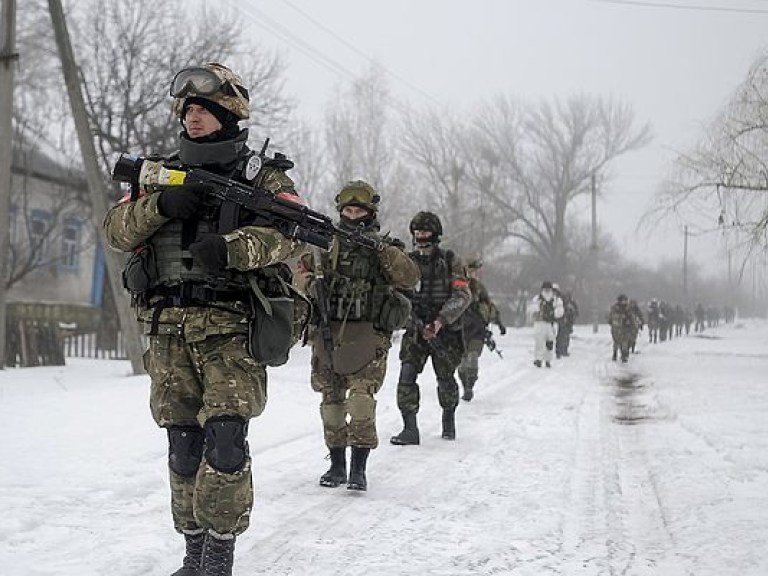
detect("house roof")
[11,139,87,190]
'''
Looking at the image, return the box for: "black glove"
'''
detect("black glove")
[189,234,228,271]
[498,324,507,336]
[156,184,208,219]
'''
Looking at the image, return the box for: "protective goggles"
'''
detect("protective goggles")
[336,187,380,207]
[169,67,249,100]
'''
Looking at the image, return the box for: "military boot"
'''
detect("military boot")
[171,531,205,576]
[347,447,370,491]
[319,447,347,487]
[461,386,474,402]
[200,533,235,576]
[390,412,420,445]
[441,408,456,440]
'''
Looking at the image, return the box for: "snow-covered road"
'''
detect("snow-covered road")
[1,320,767,575]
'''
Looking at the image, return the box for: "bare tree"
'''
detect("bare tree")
[474,94,650,279]
[321,64,414,234]
[654,52,768,272]
[68,0,292,177]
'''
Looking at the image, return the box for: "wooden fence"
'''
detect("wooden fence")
[4,302,136,366]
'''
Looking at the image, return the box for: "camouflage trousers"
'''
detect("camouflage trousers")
[397,327,464,413]
[144,332,267,536]
[458,338,483,388]
[310,334,391,450]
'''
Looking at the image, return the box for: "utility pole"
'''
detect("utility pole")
[0,0,17,369]
[48,0,145,374]
[590,172,599,333]
[682,225,688,301]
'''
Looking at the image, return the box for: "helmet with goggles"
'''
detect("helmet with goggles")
[409,211,443,238]
[466,258,483,269]
[170,63,250,120]
[335,180,380,213]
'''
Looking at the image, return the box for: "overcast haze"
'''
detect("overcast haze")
[231,0,768,275]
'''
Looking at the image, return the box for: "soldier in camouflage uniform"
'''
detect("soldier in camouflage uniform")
[390,212,471,445]
[103,63,305,576]
[457,258,506,401]
[295,181,419,491]
[608,294,634,362]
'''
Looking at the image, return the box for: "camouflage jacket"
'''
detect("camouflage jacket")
[103,162,304,341]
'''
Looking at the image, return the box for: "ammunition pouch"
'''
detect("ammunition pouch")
[122,244,158,294]
[247,264,309,367]
[374,287,412,333]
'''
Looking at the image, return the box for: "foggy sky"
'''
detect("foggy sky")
[235,0,768,275]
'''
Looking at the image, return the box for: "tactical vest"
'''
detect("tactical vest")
[324,235,389,322]
[539,297,556,322]
[126,144,287,300]
[410,248,455,321]
[147,217,248,292]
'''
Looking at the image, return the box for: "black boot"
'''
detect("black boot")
[347,447,370,491]
[171,531,205,576]
[461,386,474,401]
[200,533,235,576]
[441,408,456,440]
[390,412,420,445]
[319,447,347,487]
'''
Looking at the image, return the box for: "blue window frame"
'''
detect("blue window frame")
[60,216,82,272]
[29,208,52,263]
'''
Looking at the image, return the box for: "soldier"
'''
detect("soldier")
[627,299,644,354]
[390,211,471,445]
[532,281,564,368]
[295,181,419,491]
[555,290,579,358]
[457,258,506,401]
[608,294,634,362]
[103,63,306,576]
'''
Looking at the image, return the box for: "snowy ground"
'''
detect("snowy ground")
[1,320,767,576]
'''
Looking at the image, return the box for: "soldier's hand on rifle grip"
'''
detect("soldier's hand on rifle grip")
[156,185,207,219]
[422,318,443,341]
[189,233,228,272]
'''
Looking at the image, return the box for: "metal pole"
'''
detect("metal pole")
[48,0,145,374]
[683,225,688,301]
[590,172,599,333]
[0,0,17,368]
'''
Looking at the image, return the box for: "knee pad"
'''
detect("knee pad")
[398,362,419,385]
[168,425,205,477]
[204,416,248,474]
[546,340,554,351]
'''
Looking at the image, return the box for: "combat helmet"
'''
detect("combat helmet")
[409,211,443,239]
[170,62,250,120]
[335,180,380,213]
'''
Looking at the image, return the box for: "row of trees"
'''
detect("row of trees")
[9,0,763,354]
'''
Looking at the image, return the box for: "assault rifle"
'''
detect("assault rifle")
[410,310,450,359]
[483,329,503,358]
[111,154,385,252]
[309,247,344,403]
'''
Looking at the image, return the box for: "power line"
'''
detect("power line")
[224,0,356,82]
[590,0,768,14]
[227,0,425,117]
[281,0,443,107]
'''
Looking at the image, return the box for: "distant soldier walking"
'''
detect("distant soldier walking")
[532,281,564,368]
[458,258,506,401]
[555,290,578,358]
[391,212,471,444]
[609,294,634,362]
